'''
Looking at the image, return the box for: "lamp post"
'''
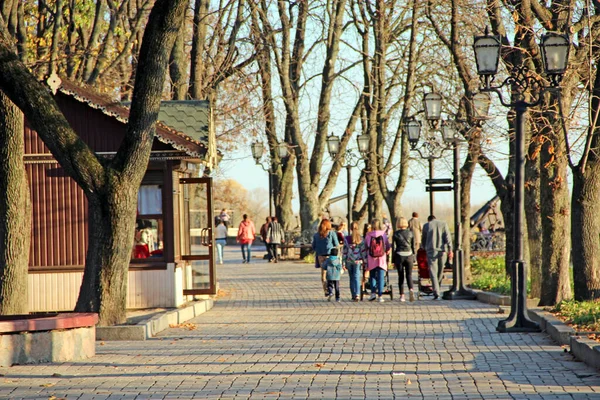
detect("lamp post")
[439,118,481,301]
[326,133,370,224]
[473,28,569,332]
[404,91,444,216]
[251,141,289,217]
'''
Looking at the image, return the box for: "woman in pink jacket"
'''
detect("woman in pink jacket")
[236,214,256,263]
[362,218,391,302]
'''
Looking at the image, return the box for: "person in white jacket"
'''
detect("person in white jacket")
[215,220,228,264]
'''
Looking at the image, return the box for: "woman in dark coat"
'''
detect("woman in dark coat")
[392,217,415,302]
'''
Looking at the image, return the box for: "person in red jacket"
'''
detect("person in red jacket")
[236,214,256,263]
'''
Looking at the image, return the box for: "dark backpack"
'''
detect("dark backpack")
[369,235,385,258]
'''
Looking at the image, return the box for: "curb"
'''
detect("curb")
[475,290,600,370]
[96,299,214,341]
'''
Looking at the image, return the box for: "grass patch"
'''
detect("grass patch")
[469,256,512,296]
[550,299,600,332]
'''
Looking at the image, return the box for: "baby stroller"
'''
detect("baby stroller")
[360,263,394,300]
[416,248,434,298]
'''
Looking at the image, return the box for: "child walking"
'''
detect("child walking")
[322,248,344,302]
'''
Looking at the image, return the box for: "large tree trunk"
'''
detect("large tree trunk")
[460,143,478,283]
[188,0,208,99]
[0,91,30,315]
[75,184,138,325]
[525,139,542,298]
[539,95,572,306]
[169,23,187,100]
[571,62,600,301]
[572,167,600,300]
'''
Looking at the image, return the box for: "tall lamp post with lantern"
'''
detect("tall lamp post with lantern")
[326,133,370,224]
[472,28,570,332]
[404,92,444,216]
[251,141,289,217]
[438,92,491,300]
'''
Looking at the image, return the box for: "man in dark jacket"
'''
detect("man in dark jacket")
[393,217,415,302]
[421,215,453,300]
[260,217,272,260]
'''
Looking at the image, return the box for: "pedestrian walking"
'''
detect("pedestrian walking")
[260,217,273,260]
[266,216,285,263]
[343,221,365,302]
[408,212,422,254]
[312,218,339,297]
[220,208,231,228]
[421,215,453,300]
[321,248,343,302]
[335,223,345,253]
[236,214,256,263]
[392,217,415,302]
[363,218,391,303]
[215,219,228,265]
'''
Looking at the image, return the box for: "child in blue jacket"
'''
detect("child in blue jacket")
[322,248,344,302]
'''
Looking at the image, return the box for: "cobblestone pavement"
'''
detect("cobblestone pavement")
[2,248,600,399]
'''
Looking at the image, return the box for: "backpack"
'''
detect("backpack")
[369,235,385,258]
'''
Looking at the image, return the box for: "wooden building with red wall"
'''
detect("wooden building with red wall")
[24,81,218,312]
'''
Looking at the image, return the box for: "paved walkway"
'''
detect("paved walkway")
[2,248,600,399]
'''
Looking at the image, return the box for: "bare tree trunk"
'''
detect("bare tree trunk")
[49,0,63,74]
[189,0,208,99]
[525,141,542,298]
[169,23,187,100]
[460,140,479,282]
[571,61,600,301]
[76,185,138,325]
[572,167,600,300]
[0,91,30,315]
[539,94,572,306]
[82,0,105,81]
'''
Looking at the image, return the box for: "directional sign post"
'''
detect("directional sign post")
[426,178,453,185]
[426,178,454,193]
[425,185,453,192]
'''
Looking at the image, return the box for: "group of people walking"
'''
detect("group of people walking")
[312,212,453,303]
[215,212,286,265]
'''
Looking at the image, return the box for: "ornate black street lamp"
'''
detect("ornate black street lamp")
[473,28,569,332]
[404,92,444,216]
[251,141,289,216]
[439,117,480,301]
[327,133,370,224]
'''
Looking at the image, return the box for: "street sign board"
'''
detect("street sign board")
[425,185,453,192]
[425,178,453,185]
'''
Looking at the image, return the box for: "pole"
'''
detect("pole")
[268,170,273,217]
[497,103,540,332]
[346,165,352,224]
[428,158,434,216]
[443,142,476,300]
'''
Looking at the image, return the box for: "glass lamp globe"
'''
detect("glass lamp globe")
[326,134,340,157]
[250,142,264,163]
[540,32,570,76]
[473,28,501,76]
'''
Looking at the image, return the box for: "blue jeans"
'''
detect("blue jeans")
[215,239,226,263]
[369,267,385,296]
[347,261,361,298]
[241,243,252,262]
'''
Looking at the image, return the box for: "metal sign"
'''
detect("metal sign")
[425,185,453,192]
[426,178,453,185]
